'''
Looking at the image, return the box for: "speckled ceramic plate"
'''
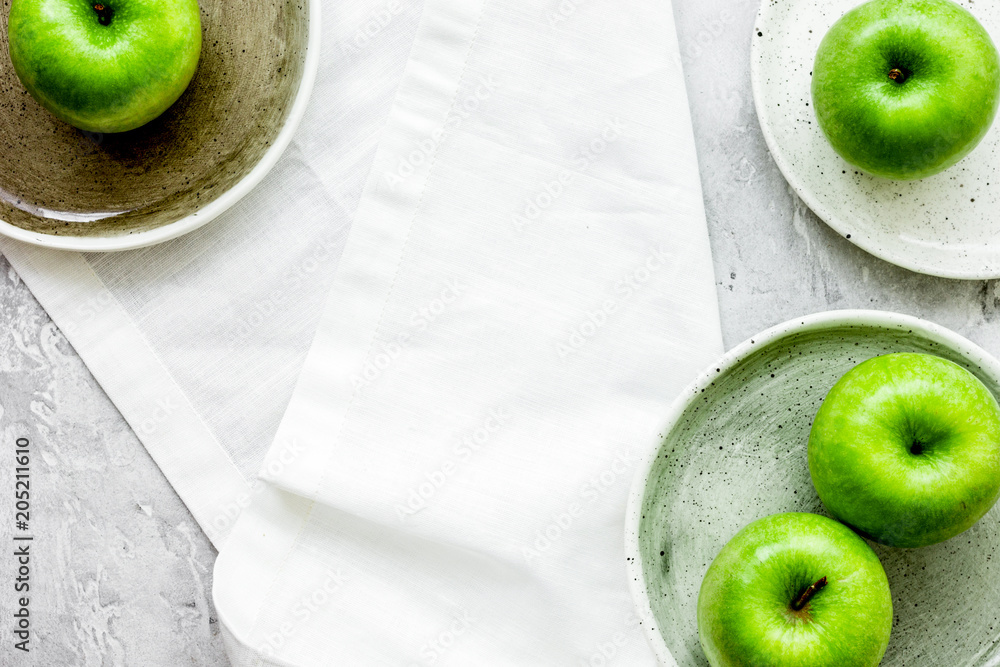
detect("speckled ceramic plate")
[751,0,1000,279]
[0,0,319,251]
[626,310,1000,666]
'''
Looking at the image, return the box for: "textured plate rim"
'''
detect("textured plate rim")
[0,0,322,253]
[624,309,1000,665]
[749,0,1000,281]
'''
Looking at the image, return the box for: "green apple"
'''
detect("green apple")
[8,0,202,133]
[812,0,1000,180]
[810,353,1000,548]
[698,512,892,667]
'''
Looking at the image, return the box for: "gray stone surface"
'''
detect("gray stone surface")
[0,256,225,666]
[4,1,1000,665]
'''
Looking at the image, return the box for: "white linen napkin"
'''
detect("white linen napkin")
[213,0,724,663]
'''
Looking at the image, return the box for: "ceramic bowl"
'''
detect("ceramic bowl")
[626,310,1000,666]
[751,0,1000,279]
[0,0,319,251]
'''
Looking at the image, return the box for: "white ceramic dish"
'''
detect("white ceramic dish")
[626,310,1000,665]
[751,0,1000,279]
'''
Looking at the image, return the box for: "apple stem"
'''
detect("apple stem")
[888,68,907,83]
[791,576,828,612]
[93,3,113,26]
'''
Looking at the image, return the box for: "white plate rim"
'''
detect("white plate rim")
[623,308,1000,665]
[0,0,322,253]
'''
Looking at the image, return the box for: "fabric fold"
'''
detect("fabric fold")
[214,0,724,663]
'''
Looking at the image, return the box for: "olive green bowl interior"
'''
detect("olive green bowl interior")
[0,0,313,250]
[625,310,1000,666]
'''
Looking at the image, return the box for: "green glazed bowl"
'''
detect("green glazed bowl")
[0,0,319,251]
[626,310,1000,666]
